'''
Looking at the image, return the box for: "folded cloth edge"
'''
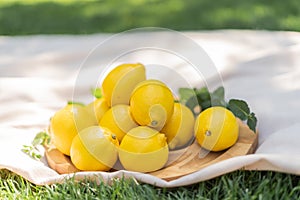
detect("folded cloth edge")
[2,153,299,188]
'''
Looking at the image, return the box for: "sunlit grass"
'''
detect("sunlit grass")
[0,0,300,35]
[0,0,86,7]
[1,169,300,199]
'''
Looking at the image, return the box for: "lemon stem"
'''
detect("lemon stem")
[205,130,212,136]
[151,120,158,127]
[111,134,117,140]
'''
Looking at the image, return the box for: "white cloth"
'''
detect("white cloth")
[1,30,300,187]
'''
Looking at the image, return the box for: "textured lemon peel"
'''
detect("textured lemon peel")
[112,105,138,133]
[118,145,169,172]
[78,126,119,168]
[195,107,239,152]
[148,104,168,130]
[108,64,146,106]
[161,103,195,150]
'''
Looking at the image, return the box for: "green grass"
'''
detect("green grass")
[1,169,300,199]
[1,0,300,35]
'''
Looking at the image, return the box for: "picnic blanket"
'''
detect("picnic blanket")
[1,29,300,187]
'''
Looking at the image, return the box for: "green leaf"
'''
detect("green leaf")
[23,131,50,160]
[212,86,225,99]
[199,100,211,110]
[178,88,196,104]
[32,131,50,146]
[186,87,211,112]
[91,87,102,99]
[211,87,226,107]
[247,112,257,133]
[186,95,198,109]
[211,97,227,107]
[185,95,199,115]
[21,145,41,160]
[195,87,210,102]
[227,99,250,120]
[67,101,85,106]
[31,137,43,147]
[178,86,258,132]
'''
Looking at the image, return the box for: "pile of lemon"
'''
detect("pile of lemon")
[50,63,239,173]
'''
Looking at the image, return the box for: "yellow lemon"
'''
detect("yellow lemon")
[161,103,195,150]
[130,79,174,131]
[102,63,146,107]
[50,104,96,156]
[194,106,239,152]
[99,104,138,142]
[118,126,168,172]
[86,98,109,123]
[70,126,119,171]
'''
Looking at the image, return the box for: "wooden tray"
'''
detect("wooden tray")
[45,119,258,181]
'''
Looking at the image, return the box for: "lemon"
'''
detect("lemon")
[118,126,169,172]
[161,103,195,150]
[86,98,109,123]
[130,79,174,131]
[102,63,146,107]
[70,126,119,171]
[50,104,96,156]
[194,106,239,152]
[99,104,138,142]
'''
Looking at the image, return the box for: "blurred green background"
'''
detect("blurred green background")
[1,0,300,35]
